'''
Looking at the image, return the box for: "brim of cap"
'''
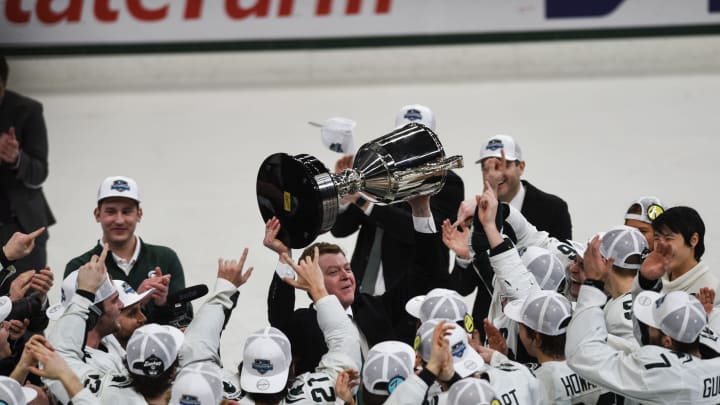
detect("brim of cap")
[699,326,720,355]
[502,299,525,325]
[633,291,661,329]
[405,295,426,319]
[97,194,141,203]
[475,153,520,164]
[121,288,154,308]
[240,366,289,394]
[453,344,485,378]
[624,213,651,224]
[46,303,67,321]
[22,386,38,403]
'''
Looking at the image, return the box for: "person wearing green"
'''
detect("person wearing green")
[64,176,188,325]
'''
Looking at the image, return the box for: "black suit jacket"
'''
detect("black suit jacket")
[0,90,54,232]
[520,180,571,242]
[268,230,449,375]
[330,170,464,291]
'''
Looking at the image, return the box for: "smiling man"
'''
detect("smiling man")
[477,134,572,241]
[64,176,188,324]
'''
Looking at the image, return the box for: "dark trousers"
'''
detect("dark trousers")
[0,219,48,272]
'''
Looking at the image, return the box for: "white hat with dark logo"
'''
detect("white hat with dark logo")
[97,175,140,203]
[113,280,153,308]
[46,269,116,321]
[477,134,522,163]
[126,323,185,377]
[633,290,707,344]
[362,341,415,396]
[395,104,436,131]
[504,290,573,336]
[241,327,292,394]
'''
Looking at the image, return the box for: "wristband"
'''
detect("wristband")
[583,279,605,291]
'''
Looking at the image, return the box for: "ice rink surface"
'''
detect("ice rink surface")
[10,37,720,370]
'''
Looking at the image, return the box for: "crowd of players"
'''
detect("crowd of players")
[1,103,720,405]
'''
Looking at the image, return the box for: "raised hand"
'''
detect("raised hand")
[476,181,499,229]
[9,271,34,301]
[280,247,327,301]
[481,148,506,194]
[483,318,508,355]
[697,287,716,315]
[263,217,290,256]
[30,267,54,300]
[583,235,612,281]
[218,248,254,288]
[2,227,45,262]
[335,368,360,405]
[640,240,672,281]
[441,219,470,260]
[0,127,20,165]
[334,154,354,173]
[138,266,171,306]
[454,199,477,228]
[77,244,109,293]
[426,320,455,381]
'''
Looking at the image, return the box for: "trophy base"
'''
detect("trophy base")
[256,153,338,248]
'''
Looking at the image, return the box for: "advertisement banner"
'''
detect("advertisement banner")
[1,0,719,49]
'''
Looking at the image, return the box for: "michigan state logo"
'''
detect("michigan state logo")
[647,204,664,221]
[413,335,421,351]
[463,313,475,334]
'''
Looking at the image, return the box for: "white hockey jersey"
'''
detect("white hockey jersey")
[567,285,720,404]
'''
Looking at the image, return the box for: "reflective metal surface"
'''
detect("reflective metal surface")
[256,123,463,248]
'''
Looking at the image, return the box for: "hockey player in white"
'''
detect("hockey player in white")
[238,246,361,405]
[567,236,720,404]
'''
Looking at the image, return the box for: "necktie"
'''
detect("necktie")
[360,227,383,295]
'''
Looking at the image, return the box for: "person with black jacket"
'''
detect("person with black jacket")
[265,193,449,375]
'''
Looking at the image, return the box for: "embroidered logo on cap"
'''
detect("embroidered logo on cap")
[252,359,274,375]
[403,108,423,122]
[178,395,201,405]
[110,180,130,192]
[135,354,165,377]
[451,341,467,358]
[485,139,504,151]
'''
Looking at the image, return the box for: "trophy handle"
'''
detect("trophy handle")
[415,155,464,175]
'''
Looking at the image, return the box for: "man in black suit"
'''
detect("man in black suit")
[265,194,449,375]
[476,134,571,241]
[330,105,464,296]
[0,56,54,273]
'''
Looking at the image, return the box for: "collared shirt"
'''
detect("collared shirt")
[346,306,369,361]
[509,182,526,211]
[98,236,141,275]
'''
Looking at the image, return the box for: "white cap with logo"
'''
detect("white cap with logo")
[520,246,566,291]
[633,290,707,344]
[97,175,140,203]
[476,134,522,163]
[169,362,223,405]
[126,323,185,377]
[113,280,153,308]
[600,225,649,271]
[395,104,436,131]
[362,341,415,396]
[46,269,117,321]
[447,378,498,405]
[415,320,484,378]
[503,290,573,336]
[313,117,357,154]
[625,196,665,224]
[241,327,292,394]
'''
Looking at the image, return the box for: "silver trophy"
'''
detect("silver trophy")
[257,123,463,248]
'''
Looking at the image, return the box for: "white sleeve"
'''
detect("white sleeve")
[45,295,104,404]
[314,295,361,381]
[68,388,101,405]
[179,278,238,367]
[488,247,540,301]
[382,374,430,405]
[505,205,576,269]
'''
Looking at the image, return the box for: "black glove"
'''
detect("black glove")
[471,202,510,253]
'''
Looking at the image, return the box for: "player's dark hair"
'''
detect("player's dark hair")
[522,323,566,359]
[130,360,178,400]
[361,386,389,405]
[0,56,7,86]
[626,203,643,216]
[652,206,705,260]
[299,242,345,263]
[611,264,639,277]
[669,336,701,356]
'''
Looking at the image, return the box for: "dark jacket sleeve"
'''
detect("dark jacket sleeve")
[267,272,296,335]
[330,204,364,238]
[13,100,49,187]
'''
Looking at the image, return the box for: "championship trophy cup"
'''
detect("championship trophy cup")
[256,123,463,248]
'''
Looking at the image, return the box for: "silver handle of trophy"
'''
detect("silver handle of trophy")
[415,155,464,175]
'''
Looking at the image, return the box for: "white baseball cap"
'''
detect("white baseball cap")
[412,288,470,324]
[476,134,522,163]
[362,341,415,396]
[126,323,185,377]
[503,290,573,336]
[314,117,356,154]
[447,378,498,405]
[520,246,566,291]
[46,269,117,321]
[97,176,140,203]
[633,290,707,344]
[113,280,153,308]
[405,288,457,320]
[241,327,292,394]
[415,320,484,378]
[169,362,223,405]
[395,104,436,131]
[625,196,665,224]
[600,226,649,270]
[0,375,37,404]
